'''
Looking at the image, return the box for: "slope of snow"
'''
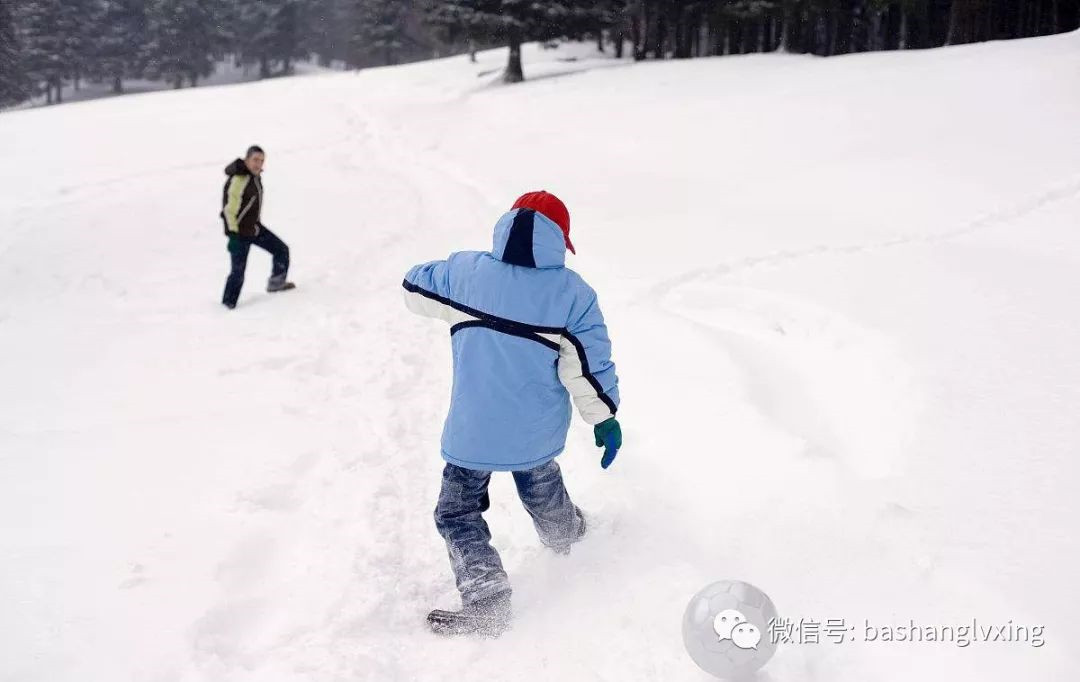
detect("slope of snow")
[2,35,1079,681]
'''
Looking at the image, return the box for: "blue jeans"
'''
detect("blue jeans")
[222,225,290,306]
[434,459,585,605]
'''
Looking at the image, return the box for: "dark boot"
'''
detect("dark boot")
[267,274,295,293]
[428,590,512,637]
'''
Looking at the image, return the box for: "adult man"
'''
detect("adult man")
[220,145,294,309]
[403,190,623,636]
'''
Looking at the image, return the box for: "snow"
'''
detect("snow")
[2,34,1080,681]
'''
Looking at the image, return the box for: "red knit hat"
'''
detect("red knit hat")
[511,190,575,254]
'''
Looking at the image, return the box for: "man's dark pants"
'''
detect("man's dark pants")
[222,225,289,306]
[434,458,585,606]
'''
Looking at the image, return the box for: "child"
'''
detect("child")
[402,191,622,636]
[220,145,295,309]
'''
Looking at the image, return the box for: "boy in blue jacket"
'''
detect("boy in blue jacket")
[403,191,622,636]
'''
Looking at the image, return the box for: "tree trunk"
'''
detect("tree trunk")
[881,4,896,49]
[689,15,697,56]
[673,9,688,58]
[948,0,959,44]
[259,56,271,79]
[614,31,625,58]
[834,6,846,54]
[504,25,524,83]
[826,10,838,55]
[597,25,605,53]
[632,8,645,60]
[654,9,666,58]
[54,78,63,103]
[870,9,882,51]
[173,75,183,89]
[899,7,908,49]
[780,1,794,52]
[112,75,123,94]
[189,72,198,87]
[920,0,933,47]
[836,2,853,54]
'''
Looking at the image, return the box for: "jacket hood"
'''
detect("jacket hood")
[491,208,566,269]
[225,158,250,176]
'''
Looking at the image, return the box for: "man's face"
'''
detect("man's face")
[245,152,265,175]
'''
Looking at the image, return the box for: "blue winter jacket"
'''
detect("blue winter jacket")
[403,208,620,472]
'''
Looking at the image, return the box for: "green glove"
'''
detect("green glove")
[227,235,244,253]
[593,417,622,469]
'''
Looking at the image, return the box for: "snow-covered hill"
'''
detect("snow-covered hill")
[2,35,1079,682]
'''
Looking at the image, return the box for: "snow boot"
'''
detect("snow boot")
[267,280,296,293]
[552,508,588,556]
[427,590,512,637]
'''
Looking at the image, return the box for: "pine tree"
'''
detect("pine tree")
[17,0,67,103]
[596,0,632,56]
[233,0,308,78]
[268,0,307,74]
[349,0,409,67]
[95,0,148,93]
[60,0,95,90]
[234,3,277,77]
[0,0,27,106]
[144,0,225,88]
[425,0,599,82]
[305,0,349,66]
